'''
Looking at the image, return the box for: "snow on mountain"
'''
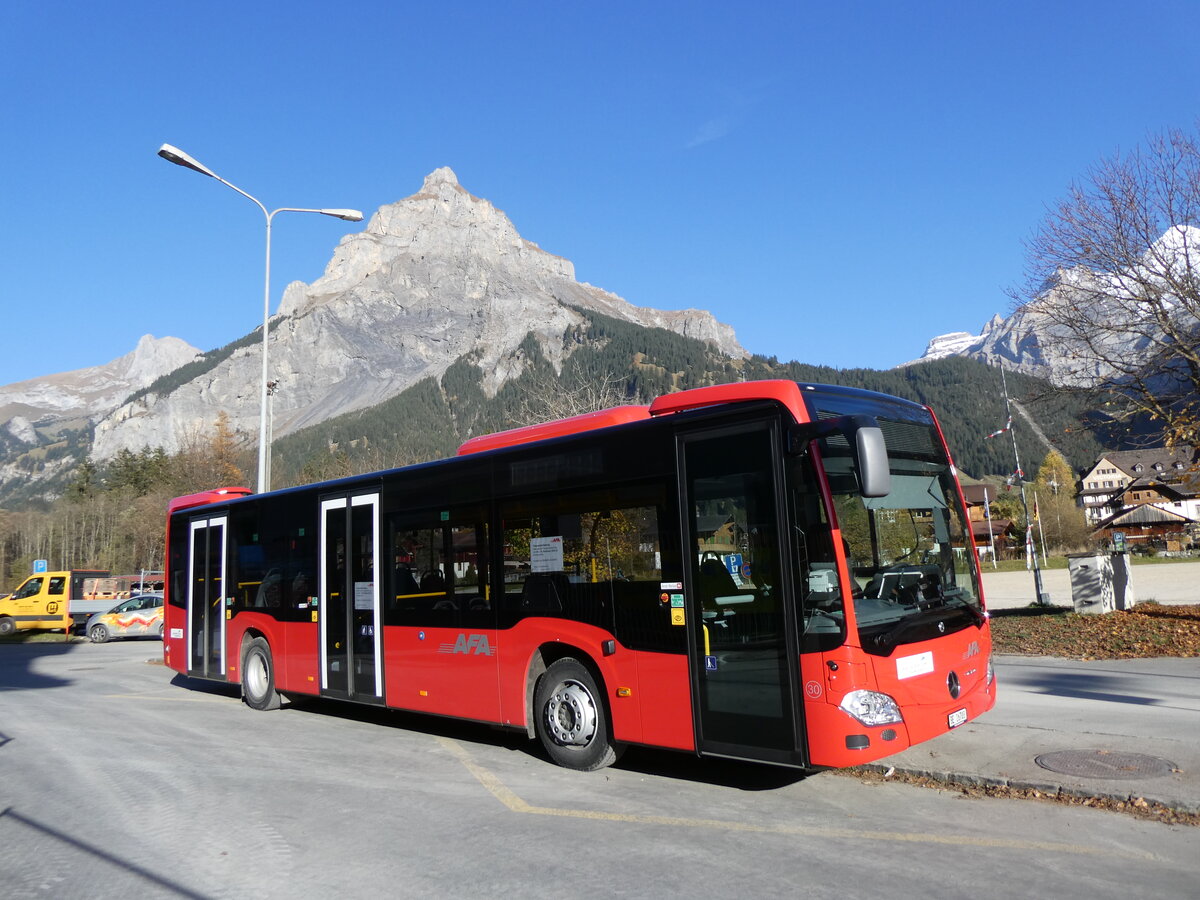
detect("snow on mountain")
[904,224,1200,384]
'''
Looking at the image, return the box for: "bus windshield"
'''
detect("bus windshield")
[802,396,983,656]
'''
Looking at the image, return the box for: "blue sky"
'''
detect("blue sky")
[3,1,1199,387]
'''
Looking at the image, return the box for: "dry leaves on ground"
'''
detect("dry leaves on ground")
[988,603,1200,659]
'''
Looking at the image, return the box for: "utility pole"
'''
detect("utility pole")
[999,365,1049,606]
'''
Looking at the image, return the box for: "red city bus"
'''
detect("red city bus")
[163,380,994,771]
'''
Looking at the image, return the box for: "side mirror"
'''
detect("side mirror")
[855,426,891,498]
[789,415,891,498]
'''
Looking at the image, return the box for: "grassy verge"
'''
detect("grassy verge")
[0,630,83,644]
[989,602,1200,659]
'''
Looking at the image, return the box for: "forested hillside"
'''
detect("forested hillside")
[271,308,1102,486]
[0,310,1107,588]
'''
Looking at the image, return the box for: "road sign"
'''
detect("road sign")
[33,559,48,573]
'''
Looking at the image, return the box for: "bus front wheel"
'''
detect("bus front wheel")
[534,658,621,771]
[242,637,282,711]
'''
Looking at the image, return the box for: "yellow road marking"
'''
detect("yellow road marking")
[435,737,1155,859]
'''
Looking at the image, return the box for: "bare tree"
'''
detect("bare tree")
[171,411,254,494]
[507,367,631,428]
[1021,125,1200,448]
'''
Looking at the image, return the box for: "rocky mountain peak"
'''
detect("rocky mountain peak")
[421,166,463,192]
[905,224,1200,385]
[121,334,203,385]
[0,334,201,426]
[90,169,746,463]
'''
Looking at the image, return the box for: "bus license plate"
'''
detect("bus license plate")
[948,708,968,729]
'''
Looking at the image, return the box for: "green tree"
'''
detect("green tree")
[65,459,99,501]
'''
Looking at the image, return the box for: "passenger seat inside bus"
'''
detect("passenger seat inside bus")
[519,573,567,612]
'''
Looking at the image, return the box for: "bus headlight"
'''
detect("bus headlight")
[839,690,903,726]
[986,654,995,686]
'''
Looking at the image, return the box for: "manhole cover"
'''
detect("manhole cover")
[1035,749,1176,780]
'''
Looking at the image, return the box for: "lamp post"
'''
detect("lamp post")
[157,144,363,493]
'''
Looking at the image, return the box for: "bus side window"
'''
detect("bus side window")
[386,511,488,629]
[498,481,683,651]
[227,496,317,622]
[789,455,847,653]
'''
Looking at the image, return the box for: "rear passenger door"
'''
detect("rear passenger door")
[320,492,383,703]
[189,517,227,680]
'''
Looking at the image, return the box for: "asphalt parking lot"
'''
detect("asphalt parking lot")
[2,639,1197,899]
[981,559,1198,609]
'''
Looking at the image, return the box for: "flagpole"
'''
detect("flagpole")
[1035,491,1048,565]
[983,486,997,569]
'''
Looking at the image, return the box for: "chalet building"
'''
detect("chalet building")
[1094,503,1196,549]
[960,484,1021,559]
[1078,446,1199,549]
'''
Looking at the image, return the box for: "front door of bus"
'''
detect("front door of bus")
[679,421,805,767]
[188,516,227,681]
[320,492,383,703]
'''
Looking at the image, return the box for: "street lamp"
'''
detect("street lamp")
[157,143,363,493]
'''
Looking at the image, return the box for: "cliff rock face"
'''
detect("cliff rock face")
[0,335,201,431]
[907,225,1200,385]
[906,305,1081,382]
[0,334,202,503]
[91,168,745,459]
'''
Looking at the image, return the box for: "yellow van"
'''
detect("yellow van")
[0,570,110,636]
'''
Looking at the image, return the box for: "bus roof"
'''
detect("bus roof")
[456,405,651,456]
[167,487,253,515]
[457,380,814,456]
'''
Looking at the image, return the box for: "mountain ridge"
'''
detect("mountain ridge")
[906,224,1200,385]
[88,166,744,462]
[0,169,1123,507]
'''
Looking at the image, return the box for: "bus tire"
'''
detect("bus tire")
[242,637,282,711]
[534,657,621,771]
[0,617,15,637]
[89,624,109,644]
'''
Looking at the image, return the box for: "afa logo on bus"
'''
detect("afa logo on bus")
[438,634,495,656]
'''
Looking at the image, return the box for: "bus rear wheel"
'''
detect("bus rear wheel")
[242,637,281,711]
[534,658,621,771]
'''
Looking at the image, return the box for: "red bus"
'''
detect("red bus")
[163,380,994,771]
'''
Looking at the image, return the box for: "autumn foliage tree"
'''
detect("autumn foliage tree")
[1032,450,1093,551]
[1,414,254,590]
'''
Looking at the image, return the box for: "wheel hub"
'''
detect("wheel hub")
[246,655,267,697]
[545,681,597,746]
